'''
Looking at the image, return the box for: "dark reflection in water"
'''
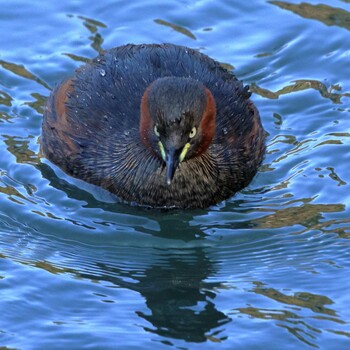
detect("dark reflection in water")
[271,1,350,31]
[4,237,349,347]
[91,250,230,343]
[2,236,231,343]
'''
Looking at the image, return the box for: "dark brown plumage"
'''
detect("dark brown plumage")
[41,43,266,209]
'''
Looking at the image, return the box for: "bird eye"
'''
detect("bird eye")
[154,125,160,137]
[189,127,197,138]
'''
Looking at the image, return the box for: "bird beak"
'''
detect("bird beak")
[165,148,180,186]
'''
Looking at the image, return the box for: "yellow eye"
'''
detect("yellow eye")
[189,127,197,138]
[154,125,160,137]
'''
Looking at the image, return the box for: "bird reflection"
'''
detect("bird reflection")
[81,246,230,343]
[136,253,230,342]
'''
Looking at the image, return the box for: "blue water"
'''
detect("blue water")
[1,0,350,349]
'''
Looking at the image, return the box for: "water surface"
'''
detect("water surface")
[1,0,350,349]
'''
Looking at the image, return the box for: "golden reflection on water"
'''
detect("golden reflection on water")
[77,15,107,31]
[0,181,32,205]
[252,202,345,230]
[0,60,50,90]
[25,92,46,114]
[0,171,37,206]
[70,14,106,53]
[62,15,108,61]
[0,112,13,123]
[251,80,350,104]
[3,135,39,165]
[271,1,350,31]
[0,91,13,107]
[154,18,197,40]
[62,53,91,63]
[252,282,335,315]
[233,280,348,348]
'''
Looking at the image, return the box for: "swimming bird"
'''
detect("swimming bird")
[41,43,266,209]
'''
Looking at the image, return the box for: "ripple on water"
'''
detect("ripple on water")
[1,0,350,349]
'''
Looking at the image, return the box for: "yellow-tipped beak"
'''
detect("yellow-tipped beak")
[179,142,191,162]
[158,141,166,161]
[158,142,191,185]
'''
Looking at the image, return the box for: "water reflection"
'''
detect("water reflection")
[0,90,13,107]
[234,281,344,348]
[270,1,350,31]
[76,15,106,53]
[2,237,231,343]
[24,92,46,115]
[154,19,197,40]
[1,4,350,347]
[251,79,350,104]
[138,272,228,342]
[3,135,39,165]
[94,249,230,343]
[252,202,345,230]
[253,282,335,314]
[4,231,350,347]
[0,90,14,124]
[0,59,50,90]
[62,15,107,62]
[0,173,37,206]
